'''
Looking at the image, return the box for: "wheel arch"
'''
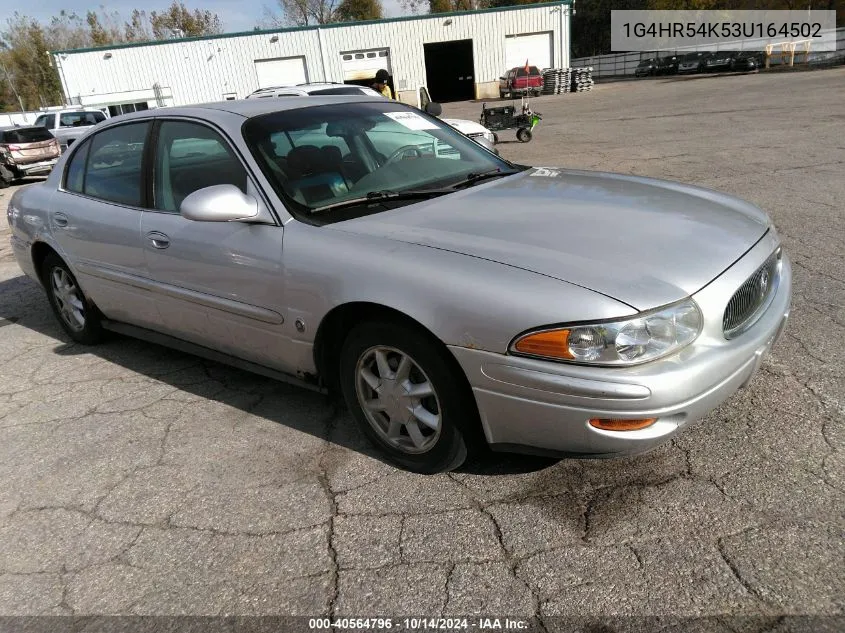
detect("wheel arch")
[31,241,60,286]
[313,301,471,400]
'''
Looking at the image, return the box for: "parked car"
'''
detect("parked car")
[704,51,738,72]
[634,58,658,77]
[499,66,543,98]
[6,97,792,473]
[0,125,61,187]
[248,82,498,149]
[677,52,708,74]
[731,51,763,71]
[34,108,108,152]
[247,82,383,98]
[656,55,679,75]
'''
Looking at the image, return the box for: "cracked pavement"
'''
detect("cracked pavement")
[0,70,843,625]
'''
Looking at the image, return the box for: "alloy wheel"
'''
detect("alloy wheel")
[51,267,86,331]
[354,345,442,454]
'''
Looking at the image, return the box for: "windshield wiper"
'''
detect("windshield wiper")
[311,189,451,213]
[448,168,518,190]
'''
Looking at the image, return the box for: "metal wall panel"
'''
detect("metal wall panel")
[55,4,571,106]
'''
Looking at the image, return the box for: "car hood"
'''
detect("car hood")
[443,118,490,136]
[335,168,770,310]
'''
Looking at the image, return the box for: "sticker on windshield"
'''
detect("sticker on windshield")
[384,111,439,130]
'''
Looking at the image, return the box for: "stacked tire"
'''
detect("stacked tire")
[542,68,572,95]
[571,67,595,92]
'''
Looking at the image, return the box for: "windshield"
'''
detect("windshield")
[243,101,514,224]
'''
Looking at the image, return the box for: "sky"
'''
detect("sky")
[1,0,410,36]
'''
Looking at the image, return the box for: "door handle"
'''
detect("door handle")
[146,231,170,250]
[53,213,68,228]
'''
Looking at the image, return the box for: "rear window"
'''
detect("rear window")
[2,127,54,143]
[516,66,541,77]
[310,87,366,96]
[59,111,105,128]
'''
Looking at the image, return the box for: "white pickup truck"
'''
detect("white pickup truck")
[247,83,497,149]
[33,108,108,152]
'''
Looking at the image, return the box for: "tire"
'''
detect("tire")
[41,252,104,345]
[492,133,499,144]
[0,164,13,188]
[516,128,532,143]
[339,321,474,474]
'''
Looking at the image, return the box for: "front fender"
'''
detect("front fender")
[282,221,634,356]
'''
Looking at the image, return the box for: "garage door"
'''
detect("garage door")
[341,49,392,82]
[505,32,553,71]
[254,57,307,89]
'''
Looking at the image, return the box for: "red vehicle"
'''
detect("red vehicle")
[499,64,543,98]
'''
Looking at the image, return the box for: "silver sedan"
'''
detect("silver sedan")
[6,97,791,473]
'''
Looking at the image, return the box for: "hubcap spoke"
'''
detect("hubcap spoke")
[406,381,433,398]
[394,355,412,382]
[386,418,403,439]
[360,367,381,391]
[374,349,393,379]
[405,420,426,448]
[363,398,387,412]
[412,405,440,431]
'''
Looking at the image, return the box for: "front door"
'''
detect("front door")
[50,120,160,328]
[139,119,296,372]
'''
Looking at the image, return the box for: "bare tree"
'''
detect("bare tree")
[264,0,341,26]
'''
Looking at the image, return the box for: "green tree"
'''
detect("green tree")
[335,0,385,21]
[0,15,62,109]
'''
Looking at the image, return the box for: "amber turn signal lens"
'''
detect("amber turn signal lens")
[589,418,657,431]
[514,329,573,359]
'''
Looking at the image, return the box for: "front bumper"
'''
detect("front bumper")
[449,232,792,458]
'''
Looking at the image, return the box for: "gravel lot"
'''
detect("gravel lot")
[0,69,843,629]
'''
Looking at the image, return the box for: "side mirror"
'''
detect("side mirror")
[180,184,260,222]
[424,102,443,117]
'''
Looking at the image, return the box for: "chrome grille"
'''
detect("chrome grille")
[723,249,781,338]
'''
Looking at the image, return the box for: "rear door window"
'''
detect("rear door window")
[64,139,91,193]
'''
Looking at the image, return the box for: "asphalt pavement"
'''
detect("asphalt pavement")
[0,68,842,629]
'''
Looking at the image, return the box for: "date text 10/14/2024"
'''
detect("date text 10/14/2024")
[308,618,531,630]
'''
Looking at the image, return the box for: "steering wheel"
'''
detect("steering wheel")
[384,145,423,165]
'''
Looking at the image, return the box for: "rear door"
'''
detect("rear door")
[50,120,160,328]
[139,118,295,372]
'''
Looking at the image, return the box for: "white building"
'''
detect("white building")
[52,2,572,115]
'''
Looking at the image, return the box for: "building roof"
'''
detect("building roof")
[53,1,573,55]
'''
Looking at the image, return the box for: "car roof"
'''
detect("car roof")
[94,95,387,124]
[0,125,44,131]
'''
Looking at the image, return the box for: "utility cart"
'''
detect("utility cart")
[479,97,542,143]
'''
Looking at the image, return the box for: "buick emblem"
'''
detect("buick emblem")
[759,269,770,294]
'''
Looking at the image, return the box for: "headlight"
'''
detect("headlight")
[511,299,703,366]
[483,131,495,143]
